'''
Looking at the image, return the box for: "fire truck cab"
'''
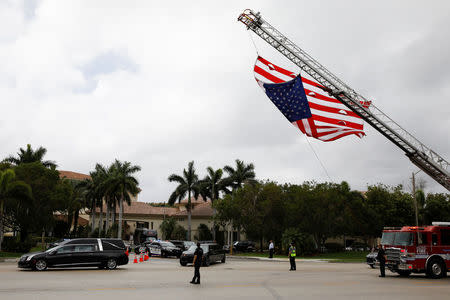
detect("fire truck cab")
[381,222,450,278]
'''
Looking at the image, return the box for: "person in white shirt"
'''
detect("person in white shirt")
[269,240,274,258]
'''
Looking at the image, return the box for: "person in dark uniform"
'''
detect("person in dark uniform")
[288,242,296,271]
[190,242,203,284]
[376,244,386,277]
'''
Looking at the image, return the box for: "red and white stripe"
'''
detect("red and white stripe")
[254,56,368,142]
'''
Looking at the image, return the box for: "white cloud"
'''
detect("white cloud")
[1,0,449,202]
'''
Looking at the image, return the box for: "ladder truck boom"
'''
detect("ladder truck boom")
[238,9,450,191]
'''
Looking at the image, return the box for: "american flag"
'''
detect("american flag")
[254,56,368,142]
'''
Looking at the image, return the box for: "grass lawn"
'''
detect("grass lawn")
[310,251,369,262]
[234,251,368,262]
[0,251,23,258]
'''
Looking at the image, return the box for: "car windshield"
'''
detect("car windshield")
[394,232,413,246]
[45,246,59,253]
[381,232,395,245]
[381,231,413,246]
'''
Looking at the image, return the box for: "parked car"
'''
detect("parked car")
[18,238,128,271]
[134,241,182,258]
[366,251,378,268]
[169,240,195,251]
[233,240,256,252]
[180,243,226,266]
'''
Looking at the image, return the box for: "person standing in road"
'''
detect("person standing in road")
[269,240,274,258]
[288,242,296,271]
[190,242,203,284]
[376,244,386,277]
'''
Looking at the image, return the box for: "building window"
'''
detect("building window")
[177,218,185,222]
[151,222,154,230]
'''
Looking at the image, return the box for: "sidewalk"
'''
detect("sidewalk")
[0,258,19,263]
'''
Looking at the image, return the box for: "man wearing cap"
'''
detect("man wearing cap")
[190,242,203,284]
[288,242,296,271]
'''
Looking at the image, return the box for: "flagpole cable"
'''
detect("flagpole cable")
[304,136,332,182]
[248,31,260,55]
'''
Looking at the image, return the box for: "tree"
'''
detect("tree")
[198,167,227,240]
[223,159,257,191]
[168,161,200,241]
[160,218,177,239]
[6,162,67,241]
[172,225,187,240]
[223,159,256,248]
[3,144,56,168]
[0,169,32,250]
[91,164,108,235]
[105,160,141,239]
[423,193,450,224]
[196,223,213,241]
[76,178,97,234]
[67,179,87,236]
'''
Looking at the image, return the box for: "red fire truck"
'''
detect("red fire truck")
[381,222,450,278]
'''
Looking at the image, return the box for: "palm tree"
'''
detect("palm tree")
[63,179,86,236]
[3,144,57,168]
[105,160,141,239]
[198,167,227,240]
[0,169,32,250]
[91,164,108,235]
[223,159,257,251]
[223,159,257,191]
[76,178,97,234]
[168,161,200,241]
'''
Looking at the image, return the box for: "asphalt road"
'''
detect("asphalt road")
[0,257,449,300]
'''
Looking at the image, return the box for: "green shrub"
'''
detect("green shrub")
[106,224,118,238]
[172,225,187,240]
[324,242,344,253]
[53,220,70,238]
[282,228,316,255]
[1,236,36,253]
[197,224,213,241]
[90,228,99,238]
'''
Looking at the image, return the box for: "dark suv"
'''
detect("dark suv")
[180,243,226,266]
[18,238,128,271]
[233,240,256,252]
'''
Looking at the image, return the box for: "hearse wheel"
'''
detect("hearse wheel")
[427,258,446,279]
[106,258,117,270]
[34,259,47,271]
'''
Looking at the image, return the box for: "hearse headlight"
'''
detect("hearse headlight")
[26,255,34,261]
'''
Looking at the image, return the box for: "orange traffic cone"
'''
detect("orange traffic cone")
[139,253,144,262]
[133,254,138,264]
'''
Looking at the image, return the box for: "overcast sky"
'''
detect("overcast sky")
[1,0,449,202]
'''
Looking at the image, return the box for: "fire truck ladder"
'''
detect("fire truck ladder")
[238,9,450,191]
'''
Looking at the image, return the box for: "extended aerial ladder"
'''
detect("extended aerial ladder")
[238,9,450,191]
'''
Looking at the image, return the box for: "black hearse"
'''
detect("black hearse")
[18,238,128,271]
